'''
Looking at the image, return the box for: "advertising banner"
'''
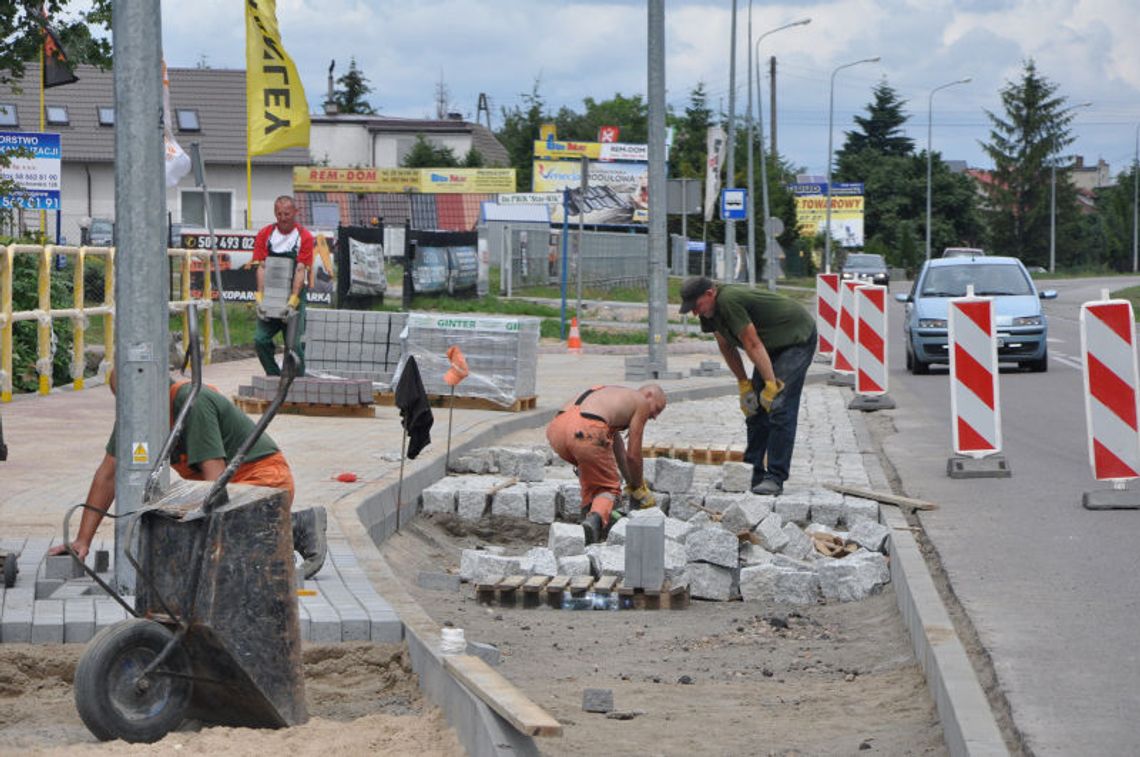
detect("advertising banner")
[704,126,726,222]
[532,159,648,225]
[182,230,335,305]
[790,182,865,247]
[0,132,62,210]
[293,166,515,194]
[533,139,648,162]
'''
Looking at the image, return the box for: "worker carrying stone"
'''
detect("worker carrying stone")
[48,369,328,579]
[678,275,817,496]
[253,195,314,377]
[546,384,667,544]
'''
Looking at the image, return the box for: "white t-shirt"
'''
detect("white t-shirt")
[268,227,300,255]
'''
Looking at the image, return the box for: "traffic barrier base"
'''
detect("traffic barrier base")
[826,373,854,387]
[848,394,897,412]
[946,455,1011,479]
[1082,486,1140,510]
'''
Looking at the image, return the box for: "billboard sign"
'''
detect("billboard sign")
[181,229,335,305]
[789,182,864,247]
[0,132,62,210]
[532,159,648,225]
[293,167,516,194]
[533,139,648,162]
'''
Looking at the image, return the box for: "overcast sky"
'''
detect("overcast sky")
[146,0,1140,181]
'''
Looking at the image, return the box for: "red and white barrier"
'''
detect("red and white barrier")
[854,284,888,396]
[815,273,840,357]
[1080,298,1140,481]
[948,293,1001,457]
[831,280,863,375]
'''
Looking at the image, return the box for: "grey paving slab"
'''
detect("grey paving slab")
[1,585,33,642]
[93,598,129,632]
[64,597,96,643]
[31,599,64,644]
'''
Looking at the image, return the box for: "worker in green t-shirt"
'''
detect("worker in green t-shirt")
[678,276,817,496]
[49,370,327,579]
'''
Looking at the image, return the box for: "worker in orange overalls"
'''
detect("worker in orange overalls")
[546,384,667,544]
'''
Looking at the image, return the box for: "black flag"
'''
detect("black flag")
[394,356,434,459]
[43,25,78,89]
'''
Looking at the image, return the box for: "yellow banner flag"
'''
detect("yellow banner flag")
[245,0,310,156]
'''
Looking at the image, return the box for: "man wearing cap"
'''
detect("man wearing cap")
[678,276,816,495]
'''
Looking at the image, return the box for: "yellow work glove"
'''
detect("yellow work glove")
[287,293,301,310]
[737,378,760,417]
[254,291,263,304]
[625,483,656,509]
[759,379,785,412]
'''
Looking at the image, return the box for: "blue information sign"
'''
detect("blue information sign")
[720,188,746,220]
[0,131,63,210]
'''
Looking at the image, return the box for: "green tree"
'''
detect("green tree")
[1083,166,1138,272]
[461,147,485,168]
[333,57,376,115]
[553,94,648,144]
[839,80,914,158]
[495,81,548,191]
[669,82,712,179]
[401,135,459,168]
[1,1,112,91]
[980,59,1080,265]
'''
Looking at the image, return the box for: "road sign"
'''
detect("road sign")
[0,132,62,211]
[720,188,746,220]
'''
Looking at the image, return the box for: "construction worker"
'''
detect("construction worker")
[678,275,817,496]
[546,384,667,544]
[48,370,327,579]
[253,195,314,376]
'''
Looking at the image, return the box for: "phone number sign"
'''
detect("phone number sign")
[0,132,62,210]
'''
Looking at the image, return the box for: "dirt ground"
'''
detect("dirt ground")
[0,642,461,756]
[380,427,947,757]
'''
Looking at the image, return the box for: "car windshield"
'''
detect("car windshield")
[844,254,884,269]
[920,264,1032,297]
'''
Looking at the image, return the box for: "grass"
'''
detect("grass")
[1110,286,1140,320]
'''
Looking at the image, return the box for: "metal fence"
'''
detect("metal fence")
[499,228,650,294]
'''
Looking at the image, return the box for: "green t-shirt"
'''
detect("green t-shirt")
[700,284,815,351]
[106,384,278,471]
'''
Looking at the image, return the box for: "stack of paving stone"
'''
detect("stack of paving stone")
[436,454,892,605]
[401,313,540,405]
[689,359,731,377]
[304,309,407,386]
[238,375,374,406]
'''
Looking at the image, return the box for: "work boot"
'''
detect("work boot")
[582,512,604,546]
[291,506,328,580]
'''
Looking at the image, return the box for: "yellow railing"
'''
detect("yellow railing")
[0,244,216,402]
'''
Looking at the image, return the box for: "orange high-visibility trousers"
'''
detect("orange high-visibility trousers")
[546,408,620,525]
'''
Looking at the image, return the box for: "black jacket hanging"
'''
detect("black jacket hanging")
[394,356,433,459]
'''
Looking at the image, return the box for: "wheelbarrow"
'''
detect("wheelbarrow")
[63,305,307,743]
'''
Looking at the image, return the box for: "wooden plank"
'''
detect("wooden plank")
[522,576,550,592]
[824,483,939,512]
[233,396,375,419]
[593,575,617,593]
[475,574,504,605]
[568,576,594,595]
[374,392,537,413]
[544,576,570,592]
[443,654,563,738]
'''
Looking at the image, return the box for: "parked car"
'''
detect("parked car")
[840,252,889,287]
[895,256,1057,374]
[87,218,114,247]
[941,247,985,258]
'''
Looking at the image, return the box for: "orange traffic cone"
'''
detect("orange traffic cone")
[567,317,583,354]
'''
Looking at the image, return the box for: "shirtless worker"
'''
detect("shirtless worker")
[546,384,667,544]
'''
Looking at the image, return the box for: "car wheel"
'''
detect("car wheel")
[912,351,930,375]
[1023,349,1048,373]
[905,345,913,371]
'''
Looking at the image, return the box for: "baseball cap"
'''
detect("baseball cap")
[678,276,714,314]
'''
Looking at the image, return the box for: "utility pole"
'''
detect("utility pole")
[769,56,778,157]
[111,0,169,594]
[647,0,668,374]
[724,0,737,283]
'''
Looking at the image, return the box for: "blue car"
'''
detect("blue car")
[895,256,1057,374]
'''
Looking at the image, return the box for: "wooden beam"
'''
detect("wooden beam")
[443,654,563,737]
[824,483,938,512]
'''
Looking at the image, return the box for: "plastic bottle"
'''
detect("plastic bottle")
[440,627,466,654]
[561,591,620,611]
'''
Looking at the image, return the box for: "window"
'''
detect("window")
[176,109,200,132]
[310,202,341,229]
[45,105,69,125]
[97,107,114,126]
[181,190,232,227]
[0,104,16,127]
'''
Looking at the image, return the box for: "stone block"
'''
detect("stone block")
[557,554,592,577]
[606,517,629,545]
[44,555,83,580]
[421,479,461,514]
[848,521,891,553]
[720,499,772,534]
[585,544,626,579]
[818,550,890,602]
[780,523,814,561]
[521,547,558,577]
[491,484,528,519]
[466,641,501,667]
[739,563,820,605]
[456,489,491,520]
[526,482,560,524]
[843,496,880,527]
[583,688,614,713]
[557,482,583,521]
[663,540,688,582]
[417,571,460,592]
[654,457,695,495]
[494,447,544,479]
[684,527,739,569]
[720,461,754,493]
[451,450,495,474]
[809,492,844,528]
[625,514,665,589]
[754,513,790,553]
[471,553,524,584]
[548,522,586,557]
[686,562,738,601]
[668,493,703,521]
[774,493,811,526]
[739,543,776,567]
[703,492,749,515]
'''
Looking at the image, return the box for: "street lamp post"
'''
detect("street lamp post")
[1049,101,1092,274]
[1133,123,1138,273]
[749,16,810,290]
[825,56,879,274]
[925,78,970,262]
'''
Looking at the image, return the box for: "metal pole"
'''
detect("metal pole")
[1049,163,1056,273]
[926,78,971,263]
[189,142,231,346]
[577,156,586,317]
[647,0,668,373]
[112,0,168,594]
[724,0,737,283]
[745,0,755,287]
[1133,124,1138,273]
[825,57,879,274]
[755,18,811,290]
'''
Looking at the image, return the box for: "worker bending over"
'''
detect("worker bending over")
[546,384,667,544]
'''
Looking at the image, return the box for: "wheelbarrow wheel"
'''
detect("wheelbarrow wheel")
[75,619,192,743]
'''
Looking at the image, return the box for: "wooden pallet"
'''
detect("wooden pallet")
[233,396,376,418]
[374,391,537,413]
[643,443,744,464]
[474,574,688,610]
